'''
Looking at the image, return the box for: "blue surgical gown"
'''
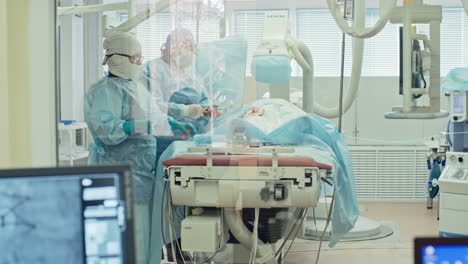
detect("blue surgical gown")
[84,76,158,202]
[85,76,164,264]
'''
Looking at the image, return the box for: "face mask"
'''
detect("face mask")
[107,55,140,80]
[176,53,194,68]
[126,63,140,79]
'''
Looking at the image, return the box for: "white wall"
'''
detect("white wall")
[29,0,57,167]
[244,76,448,146]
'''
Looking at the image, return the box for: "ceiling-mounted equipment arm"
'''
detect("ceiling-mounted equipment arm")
[57,2,130,16]
[107,0,172,36]
[327,0,396,39]
[58,0,174,36]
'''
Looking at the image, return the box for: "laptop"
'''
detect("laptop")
[0,165,135,264]
[415,237,468,264]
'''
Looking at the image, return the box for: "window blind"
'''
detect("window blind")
[440,8,468,75]
[177,17,221,44]
[296,8,468,77]
[129,13,221,63]
[362,9,400,76]
[234,10,268,75]
[296,9,354,77]
[122,6,467,76]
[135,13,173,62]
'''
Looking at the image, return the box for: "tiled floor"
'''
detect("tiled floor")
[286,201,439,264]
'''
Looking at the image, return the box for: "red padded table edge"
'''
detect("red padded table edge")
[162,154,332,170]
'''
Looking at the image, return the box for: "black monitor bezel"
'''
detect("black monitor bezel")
[415,237,468,263]
[0,165,136,264]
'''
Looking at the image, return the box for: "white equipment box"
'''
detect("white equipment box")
[439,152,468,236]
[181,211,229,252]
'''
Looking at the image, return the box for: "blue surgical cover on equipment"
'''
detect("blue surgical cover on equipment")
[196,36,248,108]
[149,99,358,261]
[441,68,468,93]
[251,55,292,84]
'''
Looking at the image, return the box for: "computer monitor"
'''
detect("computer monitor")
[415,237,468,264]
[0,165,135,264]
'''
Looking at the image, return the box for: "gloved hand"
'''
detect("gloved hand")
[183,104,205,119]
[203,105,223,118]
[123,120,150,135]
[168,118,196,138]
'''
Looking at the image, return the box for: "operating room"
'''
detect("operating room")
[1,0,468,263]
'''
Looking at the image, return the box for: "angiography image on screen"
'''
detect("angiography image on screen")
[82,177,124,264]
[0,178,84,264]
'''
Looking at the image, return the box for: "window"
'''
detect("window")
[296,9,353,77]
[440,8,468,75]
[177,17,221,44]
[361,8,468,76]
[361,9,400,76]
[234,10,269,75]
[119,13,221,63]
[235,7,468,77]
[136,13,173,62]
[297,8,468,77]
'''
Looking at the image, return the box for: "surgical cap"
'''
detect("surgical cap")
[103,32,142,56]
[164,28,194,50]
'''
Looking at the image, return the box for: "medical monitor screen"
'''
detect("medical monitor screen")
[415,238,468,264]
[0,168,131,264]
[421,245,468,263]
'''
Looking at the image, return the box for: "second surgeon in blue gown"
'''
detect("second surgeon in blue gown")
[139,28,219,162]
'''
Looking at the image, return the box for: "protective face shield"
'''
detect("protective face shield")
[103,32,142,80]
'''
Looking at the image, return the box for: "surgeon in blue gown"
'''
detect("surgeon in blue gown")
[139,28,220,162]
[84,32,194,264]
[139,29,205,120]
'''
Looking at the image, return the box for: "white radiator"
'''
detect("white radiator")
[349,145,429,200]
